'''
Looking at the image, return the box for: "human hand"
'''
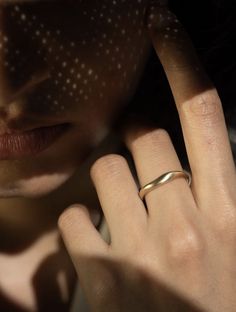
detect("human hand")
[58,3,236,312]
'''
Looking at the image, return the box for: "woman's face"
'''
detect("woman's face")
[0,0,151,198]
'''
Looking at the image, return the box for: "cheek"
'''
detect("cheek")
[1,1,150,120]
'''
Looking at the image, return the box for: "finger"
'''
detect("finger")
[58,205,108,271]
[146,4,236,197]
[126,127,197,225]
[90,154,147,246]
[58,205,110,304]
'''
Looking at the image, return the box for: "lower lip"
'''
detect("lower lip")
[0,123,71,160]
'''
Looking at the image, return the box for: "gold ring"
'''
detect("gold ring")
[139,170,192,200]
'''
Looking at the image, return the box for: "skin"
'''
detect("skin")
[0,0,150,198]
[0,0,151,310]
[59,3,236,312]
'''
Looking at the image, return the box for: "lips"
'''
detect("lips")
[0,123,71,160]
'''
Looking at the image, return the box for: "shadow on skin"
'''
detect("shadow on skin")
[0,237,77,312]
[0,247,207,311]
[74,255,206,312]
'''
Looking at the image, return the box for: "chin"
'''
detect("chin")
[0,169,75,199]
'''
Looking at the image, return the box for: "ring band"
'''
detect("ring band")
[139,170,192,200]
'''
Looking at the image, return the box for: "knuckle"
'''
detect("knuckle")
[211,211,236,243]
[90,154,126,179]
[123,235,146,258]
[153,128,171,143]
[132,128,171,149]
[182,90,223,125]
[167,227,204,265]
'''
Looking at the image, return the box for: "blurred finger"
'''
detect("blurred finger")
[58,204,108,277]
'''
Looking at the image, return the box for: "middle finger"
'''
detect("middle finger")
[146,3,236,197]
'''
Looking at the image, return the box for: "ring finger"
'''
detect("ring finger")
[125,127,197,226]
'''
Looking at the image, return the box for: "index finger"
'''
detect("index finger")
[146,2,235,191]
